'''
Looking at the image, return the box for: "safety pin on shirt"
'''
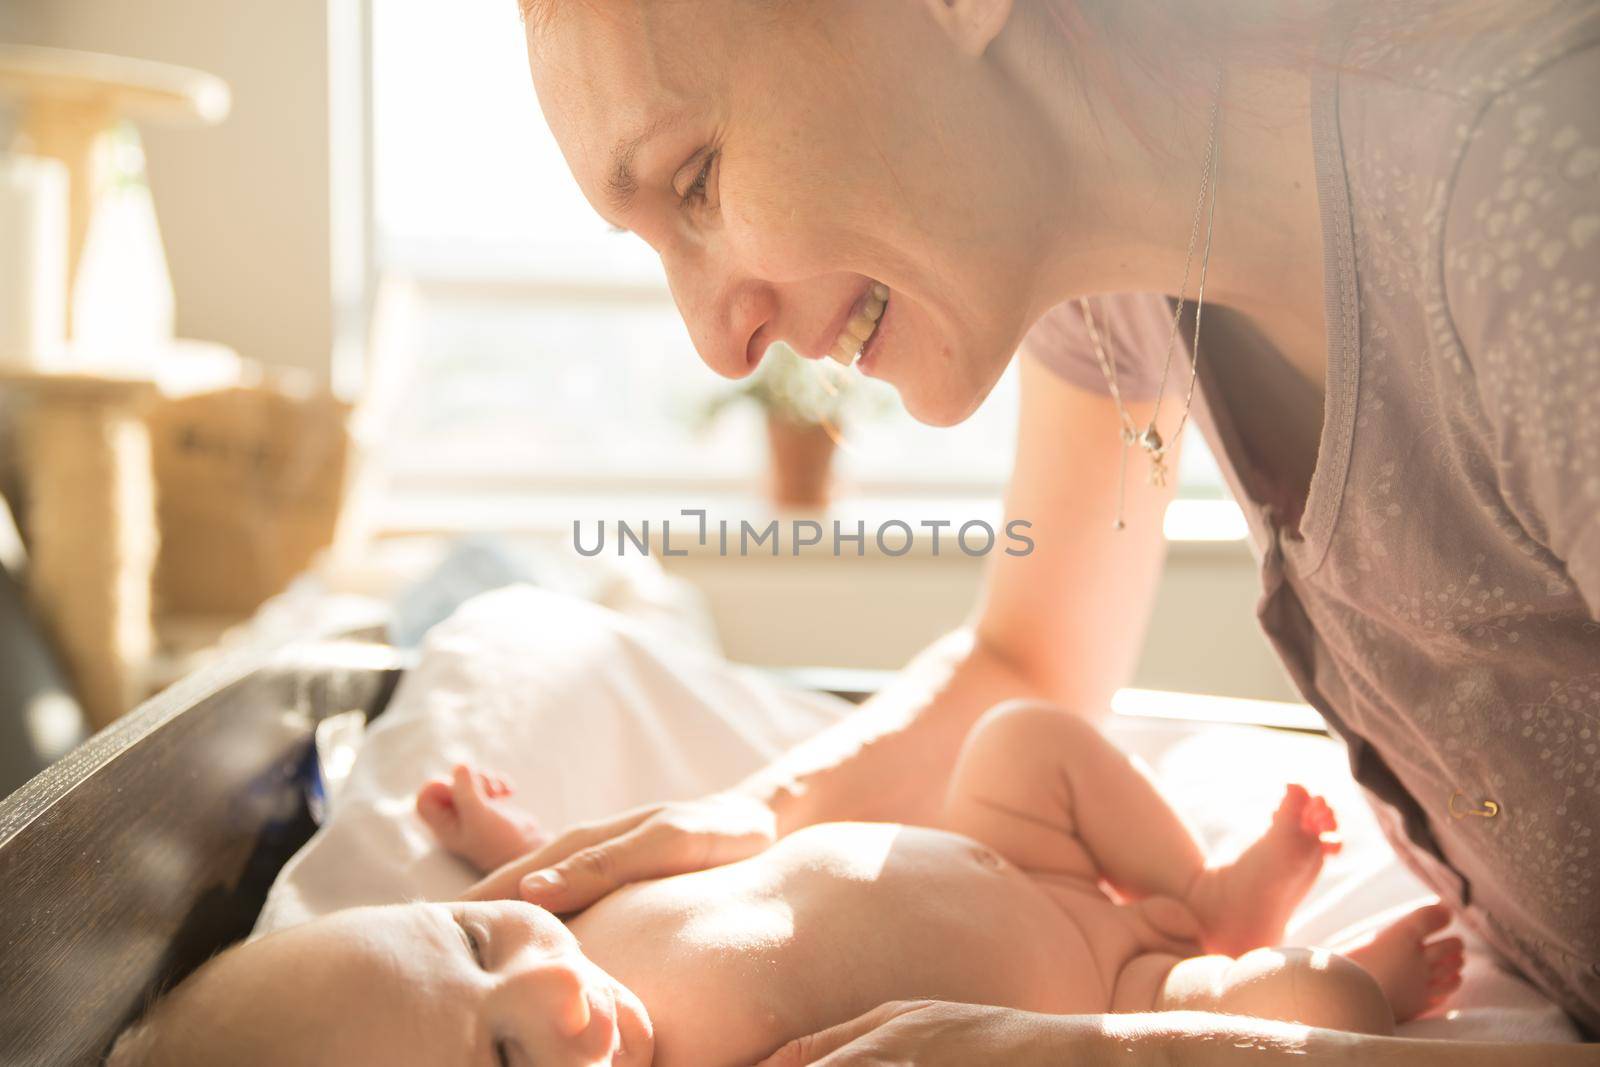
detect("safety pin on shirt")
[1449,792,1501,820]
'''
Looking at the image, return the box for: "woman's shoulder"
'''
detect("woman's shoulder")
[1334,3,1600,193]
[1336,1,1600,362]
[1441,37,1600,330]
[1341,2,1600,108]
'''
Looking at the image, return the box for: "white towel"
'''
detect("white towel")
[257,584,844,929]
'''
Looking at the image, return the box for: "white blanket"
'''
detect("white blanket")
[258,585,1580,1043]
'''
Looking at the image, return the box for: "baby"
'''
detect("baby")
[109,702,1464,1065]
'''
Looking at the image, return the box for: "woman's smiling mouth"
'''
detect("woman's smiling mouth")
[826,281,890,366]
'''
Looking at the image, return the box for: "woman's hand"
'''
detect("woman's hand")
[754,1003,1596,1067]
[755,1000,1074,1066]
[458,791,777,912]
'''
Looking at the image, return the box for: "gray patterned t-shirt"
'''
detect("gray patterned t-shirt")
[1026,6,1600,1032]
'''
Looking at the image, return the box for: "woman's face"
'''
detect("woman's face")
[527,0,1065,426]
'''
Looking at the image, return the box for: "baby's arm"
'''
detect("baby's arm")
[416,765,548,873]
[941,701,1338,955]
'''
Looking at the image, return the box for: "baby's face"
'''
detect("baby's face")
[235,900,654,1066]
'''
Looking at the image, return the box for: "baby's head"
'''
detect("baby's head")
[108,900,654,1066]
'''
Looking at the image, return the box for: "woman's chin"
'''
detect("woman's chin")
[900,392,980,428]
[884,356,999,428]
[863,296,1013,427]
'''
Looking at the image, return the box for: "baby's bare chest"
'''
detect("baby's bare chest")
[590,824,1124,1066]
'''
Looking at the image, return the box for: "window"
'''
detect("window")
[369,0,1230,502]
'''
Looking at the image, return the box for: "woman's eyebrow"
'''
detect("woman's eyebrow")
[605,112,683,213]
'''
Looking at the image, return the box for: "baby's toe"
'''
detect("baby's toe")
[1429,964,1464,994]
[451,764,489,805]
[1424,936,1465,960]
[1268,785,1312,835]
[450,764,516,805]
[1298,794,1338,837]
[1425,938,1466,984]
[416,779,460,837]
[1276,784,1309,818]
[1405,903,1454,941]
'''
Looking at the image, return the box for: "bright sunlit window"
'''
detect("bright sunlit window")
[369,0,1227,500]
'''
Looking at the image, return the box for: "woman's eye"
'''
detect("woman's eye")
[683,150,717,205]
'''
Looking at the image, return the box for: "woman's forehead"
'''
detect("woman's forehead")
[527,2,717,204]
[528,0,718,114]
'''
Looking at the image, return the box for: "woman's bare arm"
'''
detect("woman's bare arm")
[740,354,1184,835]
[760,1003,1594,1066]
[981,353,1181,717]
[1119,1012,1594,1067]
[736,626,1046,834]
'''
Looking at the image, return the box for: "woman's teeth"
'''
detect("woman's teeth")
[830,283,890,365]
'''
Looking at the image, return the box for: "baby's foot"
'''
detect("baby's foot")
[1187,784,1341,956]
[1342,903,1465,1022]
[416,765,548,873]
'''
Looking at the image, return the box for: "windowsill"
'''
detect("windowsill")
[765,667,1321,732]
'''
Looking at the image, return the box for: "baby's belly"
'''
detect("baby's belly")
[586,822,1195,1066]
[766,823,1140,1017]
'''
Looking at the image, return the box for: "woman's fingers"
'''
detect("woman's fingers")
[520,812,770,912]
[754,1001,926,1066]
[458,793,777,909]
[459,805,660,901]
[518,821,683,912]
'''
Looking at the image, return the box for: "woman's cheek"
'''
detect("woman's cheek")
[723,194,832,282]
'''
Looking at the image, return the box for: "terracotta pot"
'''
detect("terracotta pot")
[764,413,837,510]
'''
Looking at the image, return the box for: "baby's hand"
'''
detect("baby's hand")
[416,765,549,874]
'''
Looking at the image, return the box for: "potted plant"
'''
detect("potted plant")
[700,344,883,510]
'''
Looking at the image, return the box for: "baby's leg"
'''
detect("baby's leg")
[416,764,548,873]
[942,700,1339,955]
[1152,903,1465,1032]
[942,701,1209,899]
[1158,948,1395,1035]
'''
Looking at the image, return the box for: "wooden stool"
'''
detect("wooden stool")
[1,348,241,729]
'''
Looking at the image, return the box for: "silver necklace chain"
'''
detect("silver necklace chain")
[1080,70,1224,531]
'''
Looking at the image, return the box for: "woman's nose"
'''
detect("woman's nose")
[496,959,591,1038]
[663,252,776,379]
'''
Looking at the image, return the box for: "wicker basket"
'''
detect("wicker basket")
[147,386,350,617]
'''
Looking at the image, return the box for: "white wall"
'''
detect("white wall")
[2,0,345,380]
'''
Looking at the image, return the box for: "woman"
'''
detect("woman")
[476,0,1600,1060]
